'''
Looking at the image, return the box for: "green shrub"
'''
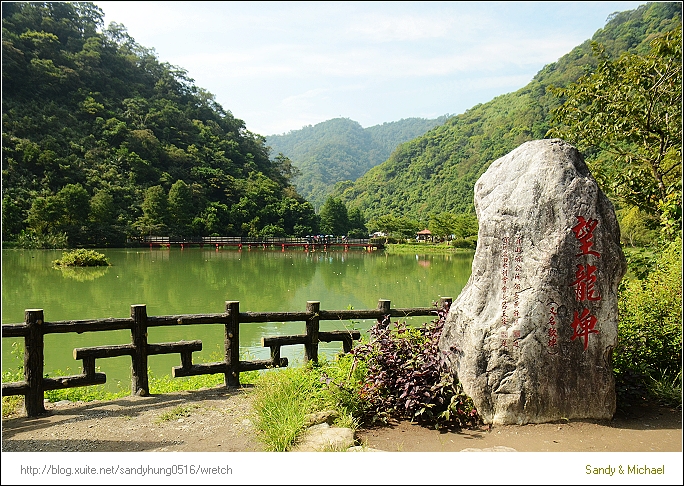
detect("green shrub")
[615,237,682,406]
[2,342,25,417]
[16,230,68,249]
[622,246,658,280]
[648,370,682,408]
[351,304,480,429]
[370,236,401,245]
[53,249,110,267]
[316,353,367,424]
[451,236,477,249]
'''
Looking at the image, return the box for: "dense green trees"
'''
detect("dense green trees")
[265,116,449,209]
[2,2,318,247]
[428,212,478,241]
[24,183,91,246]
[617,206,659,247]
[347,207,368,238]
[135,185,169,236]
[548,27,681,237]
[331,3,681,226]
[3,2,680,249]
[319,197,349,236]
[168,179,195,236]
[368,214,420,240]
[615,237,682,405]
[318,196,368,237]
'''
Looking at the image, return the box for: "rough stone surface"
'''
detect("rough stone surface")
[303,410,339,427]
[439,139,626,425]
[291,423,355,452]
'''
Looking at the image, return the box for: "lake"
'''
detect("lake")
[2,247,473,390]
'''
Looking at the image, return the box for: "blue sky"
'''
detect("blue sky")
[94,1,647,136]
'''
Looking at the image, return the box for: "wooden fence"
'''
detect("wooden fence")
[1,298,451,417]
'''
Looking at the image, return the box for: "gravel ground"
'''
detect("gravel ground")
[2,386,264,452]
[2,385,681,453]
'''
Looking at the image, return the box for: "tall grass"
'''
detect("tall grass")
[251,355,365,451]
[251,366,322,451]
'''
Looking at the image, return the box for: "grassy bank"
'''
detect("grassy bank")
[382,242,474,254]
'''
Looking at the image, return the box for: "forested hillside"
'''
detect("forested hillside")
[2,2,679,246]
[334,2,681,223]
[265,115,449,209]
[1,2,319,247]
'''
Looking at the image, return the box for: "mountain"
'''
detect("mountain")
[1,2,319,246]
[332,2,682,223]
[265,115,450,209]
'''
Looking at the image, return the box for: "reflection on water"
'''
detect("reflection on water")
[54,265,110,281]
[2,247,473,390]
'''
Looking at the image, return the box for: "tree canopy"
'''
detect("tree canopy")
[3,2,680,247]
[265,116,450,209]
[548,27,681,237]
[2,1,318,247]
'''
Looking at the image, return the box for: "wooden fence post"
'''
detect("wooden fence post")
[377,299,391,316]
[24,309,45,416]
[305,301,320,362]
[225,301,240,386]
[130,304,149,396]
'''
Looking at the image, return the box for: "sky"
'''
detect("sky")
[94,1,648,137]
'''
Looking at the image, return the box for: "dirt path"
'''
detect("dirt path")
[2,385,681,453]
[356,403,682,452]
[2,386,264,452]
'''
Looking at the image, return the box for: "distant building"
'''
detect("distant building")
[416,229,432,242]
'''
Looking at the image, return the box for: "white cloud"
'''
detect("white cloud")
[281,88,331,109]
[349,13,464,42]
[93,1,649,135]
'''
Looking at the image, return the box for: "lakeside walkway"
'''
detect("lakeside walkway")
[130,236,384,251]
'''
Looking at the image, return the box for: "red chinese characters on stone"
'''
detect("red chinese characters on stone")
[501,237,510,329]
[501,236,523,348]
[569,216,602,351]
[548,327,558,347]
[572,216,601,258]
[512,329,521,347]
[570,264,601,301]
[547,303,559,353]
[570,308,599,351]
[567,215,602,351]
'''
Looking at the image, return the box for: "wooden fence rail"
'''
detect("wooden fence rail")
[1,297,451,417]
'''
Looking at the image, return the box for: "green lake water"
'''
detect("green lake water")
[2,247,473,390]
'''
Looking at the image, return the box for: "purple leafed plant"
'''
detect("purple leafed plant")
[351,302,480,430]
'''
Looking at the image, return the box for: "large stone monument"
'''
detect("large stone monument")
[438,139,626,425]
